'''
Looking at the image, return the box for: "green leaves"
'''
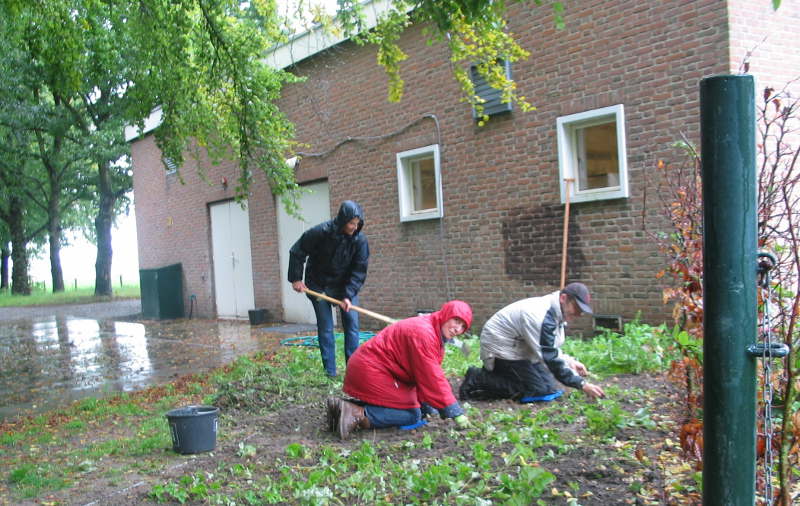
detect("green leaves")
[331,0,554,118]
[583,399,625,438]
[284,442,308,459]
[150,472,221,503]
[237,442,257,458]
[495,465,555,503]
[562,319,676,375]
[441,2,534,121]
[671,325,702,362]
[7,462,70,499]
[3,0,303,203]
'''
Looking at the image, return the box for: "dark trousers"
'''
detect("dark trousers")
[308,294,360,377]
[459,359,558,401]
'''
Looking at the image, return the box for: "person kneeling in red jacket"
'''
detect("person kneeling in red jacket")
[329,300,473,439]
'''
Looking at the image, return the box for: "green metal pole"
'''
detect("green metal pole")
[700,74,757,505]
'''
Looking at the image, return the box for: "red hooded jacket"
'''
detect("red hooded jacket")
[343,300,472,412]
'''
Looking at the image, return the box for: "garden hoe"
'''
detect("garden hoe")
[303,288,471,357]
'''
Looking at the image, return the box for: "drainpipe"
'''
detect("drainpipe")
[700,74,757,505]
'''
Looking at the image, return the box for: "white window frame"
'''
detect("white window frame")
[556,104,629,204]
[396,144,443,222]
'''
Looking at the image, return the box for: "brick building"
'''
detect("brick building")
[129,0,800,332]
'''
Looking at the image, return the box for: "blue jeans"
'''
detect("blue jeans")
[364,405,422,428]
[308,294,360,376]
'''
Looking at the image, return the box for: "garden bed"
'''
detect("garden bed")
[1,326,701,505]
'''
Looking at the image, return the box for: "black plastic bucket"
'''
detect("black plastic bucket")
[165,405,219,454]
[248,309,268,325]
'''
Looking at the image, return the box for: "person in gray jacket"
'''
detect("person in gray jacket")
[459,282,605,402]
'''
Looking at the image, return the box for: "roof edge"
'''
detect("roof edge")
[266,0,396,69]
[124,107,163,142]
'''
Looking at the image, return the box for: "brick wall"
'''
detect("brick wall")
[131,0,797,331]
[728,0,800,90]
[131,137,281,318]
[272,0,733,331]
[249,176,282,321]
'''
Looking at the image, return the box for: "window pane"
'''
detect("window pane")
[577,122,619,190]
[411,157,437,211]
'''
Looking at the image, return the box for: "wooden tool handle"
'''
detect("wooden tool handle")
[560,178,574,289]
[304,288,398,325]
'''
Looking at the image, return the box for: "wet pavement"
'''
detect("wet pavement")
[0,300,315,422]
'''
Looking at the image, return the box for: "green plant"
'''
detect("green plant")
[237,442,257,458]
[494,466,555,503]
[150,481,190,503]
[646,82,800,503]
[64,420,86,431]
[563,319,675,375]
[150,473,222,503]
[583,399,625,438]
[329,1,559,121]
[285,442,308,459]
[0,431,25,446]
[212,345,339,411]
[626,407,658,430]
[0,314,693,503]
[672,325,703,362]
[472,442,493,470]
[442,334,482,376]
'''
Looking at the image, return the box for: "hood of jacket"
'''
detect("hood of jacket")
[430,300,473,336]
[332,200,364,236]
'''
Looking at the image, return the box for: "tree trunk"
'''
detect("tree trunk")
[48,170,65,292]
[1,244,9,290]
[48,219,65,292]
[93,157,119,296]
[9,195,30,295]
[94,191,114,296]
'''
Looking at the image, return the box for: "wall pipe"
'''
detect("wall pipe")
[700,74,757,505]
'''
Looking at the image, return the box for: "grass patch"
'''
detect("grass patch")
[0,431,26,447]
[8,463,70,498]
[0,283,140,307]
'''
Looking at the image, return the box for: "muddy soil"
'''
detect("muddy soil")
[41,371,684,506]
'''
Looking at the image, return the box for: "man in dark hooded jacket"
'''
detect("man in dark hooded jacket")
[288,201,369,377]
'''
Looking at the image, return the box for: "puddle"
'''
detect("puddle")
[0,315,308,422]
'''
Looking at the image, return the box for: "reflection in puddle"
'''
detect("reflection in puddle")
[0,316,288,421]
[113,321,153,390]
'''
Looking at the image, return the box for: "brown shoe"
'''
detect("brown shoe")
[325,397,340,433]
[338,400,367,440]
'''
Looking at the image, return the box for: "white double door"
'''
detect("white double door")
[210,200,255,319]
[277,181,331,324]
